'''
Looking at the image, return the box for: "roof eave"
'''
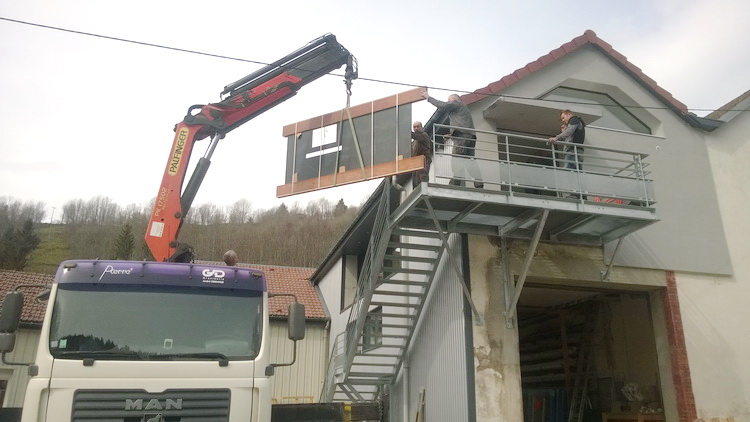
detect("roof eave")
[461,30,693,126]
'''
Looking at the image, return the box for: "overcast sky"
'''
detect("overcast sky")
[2,0,749,221]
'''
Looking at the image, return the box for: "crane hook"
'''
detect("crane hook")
[344,55,358,96]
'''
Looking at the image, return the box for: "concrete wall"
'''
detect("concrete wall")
[470,234,676,419]
[469,235,523,422]
[458,46,748,420]
[469,46,732,276]
[673,105,750,421]
[316,258,348,352]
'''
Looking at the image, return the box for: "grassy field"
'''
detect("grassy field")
[27,224,69,275]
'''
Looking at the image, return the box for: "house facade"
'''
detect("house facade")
[313,30,748,422]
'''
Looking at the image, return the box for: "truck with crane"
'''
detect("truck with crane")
[0,34,382,422]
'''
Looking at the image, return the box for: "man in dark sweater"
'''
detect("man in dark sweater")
[549,109,586,170]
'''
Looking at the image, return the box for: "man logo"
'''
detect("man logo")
[144,414,163,422]
[202,269,226,278]
[125,398,182,411]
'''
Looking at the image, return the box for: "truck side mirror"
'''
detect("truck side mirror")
[0,291,24,354]
[0,333,16,354]
[288,302,306,341]
[0,292,24,333]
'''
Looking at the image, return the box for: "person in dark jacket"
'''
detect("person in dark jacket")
[549,109,586,170]
[395,121,433,188]
[410,121,433,187]
[422,89,483,188]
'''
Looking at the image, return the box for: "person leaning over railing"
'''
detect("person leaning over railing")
[548,109,586,170]
[421,88,483,188]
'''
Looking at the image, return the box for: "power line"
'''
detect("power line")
[1,16,742,115]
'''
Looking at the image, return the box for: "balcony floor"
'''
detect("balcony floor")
[390,183,658,246]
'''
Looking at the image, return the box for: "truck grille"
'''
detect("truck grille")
[72,389,230,421]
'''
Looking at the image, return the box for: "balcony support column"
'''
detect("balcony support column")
[600,236,625,281]
[504,209,549,328]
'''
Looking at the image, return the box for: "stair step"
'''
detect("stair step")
[373,290,425,298]
[377,279,429,286]
[378,313,416,319]
[366,333,409,339]
[392,228,443,239]
[351,362,398,367]
[357,343,406,349]
[382,267,434,275]
[370,301,419,308]
[342,379,393,386]
[352,358,400,365]
[348,371,395,377]
[384,255,438,264]
[355,352,402,358]
[379,323,414,329]
[388,242,442,252]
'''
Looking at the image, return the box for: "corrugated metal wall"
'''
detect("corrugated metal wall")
[390,233,471,422]
[268,320,328,403]
[0,328,40,407]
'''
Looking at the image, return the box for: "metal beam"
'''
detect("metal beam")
[447,202,485,231]
[501,237,515,329]
[600,236,625,281]
[499,209,544,237]
[505,209,549,326]
[549,213,596,241]
[424,199,484,325]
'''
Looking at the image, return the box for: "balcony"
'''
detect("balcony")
[393,125,658,246]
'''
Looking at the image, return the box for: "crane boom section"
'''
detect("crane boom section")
[145,34,355,262]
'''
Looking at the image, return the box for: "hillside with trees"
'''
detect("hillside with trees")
[1,196,361,274]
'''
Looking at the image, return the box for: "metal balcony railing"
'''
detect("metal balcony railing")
[431,124,655,206]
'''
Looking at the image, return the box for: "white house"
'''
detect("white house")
[312,30,749,422]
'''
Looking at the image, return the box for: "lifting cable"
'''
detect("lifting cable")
[334,56,365,185]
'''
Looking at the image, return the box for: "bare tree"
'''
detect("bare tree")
[120,203,143,222]
[0,197,47,228]
[62,198,86,224]
[189,203,226,225]
[226,199,252,224]
[87,196,120,225]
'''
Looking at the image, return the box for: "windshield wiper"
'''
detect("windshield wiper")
[54,350,147,362]
[150,352,230,366]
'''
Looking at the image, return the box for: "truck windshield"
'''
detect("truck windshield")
[49,283,263,361]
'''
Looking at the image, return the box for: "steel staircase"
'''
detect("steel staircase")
[321,185,448,403]
[319,127,659,404]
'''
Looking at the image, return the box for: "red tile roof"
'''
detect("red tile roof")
[461,29,689,115]
[197,262,325,320]
[0,270,52,325]
[706,88,750,120]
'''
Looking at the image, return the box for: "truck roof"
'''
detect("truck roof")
[54,260,266,292]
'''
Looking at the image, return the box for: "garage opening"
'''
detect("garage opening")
[518,285,667,422]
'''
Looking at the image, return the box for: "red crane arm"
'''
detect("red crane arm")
[145,34,356,262]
